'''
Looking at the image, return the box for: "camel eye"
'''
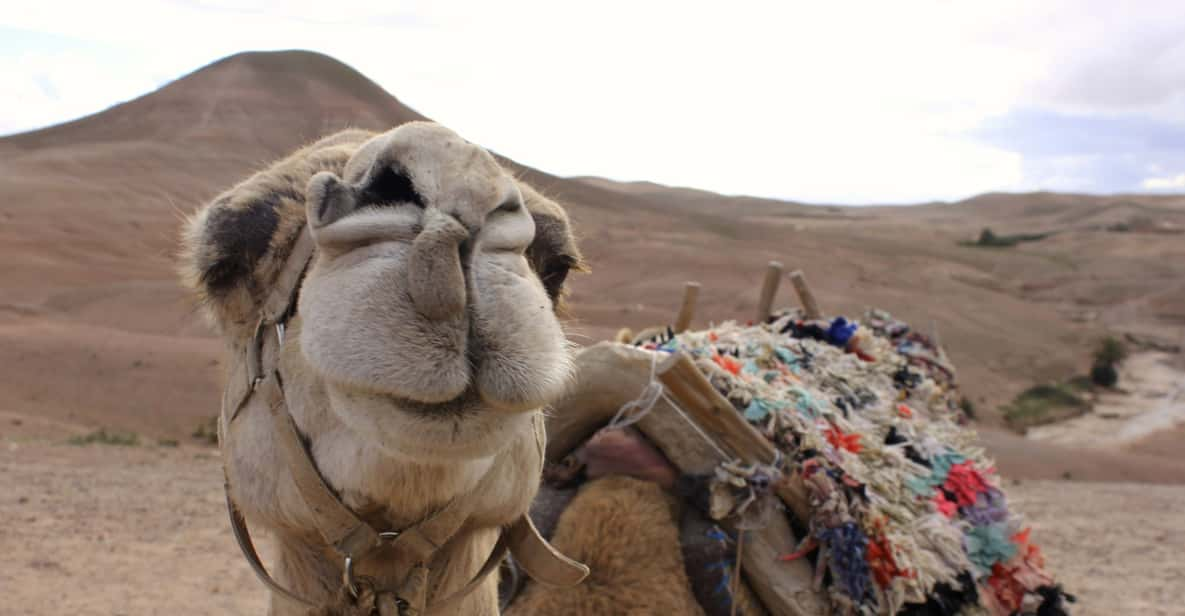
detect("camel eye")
[540,256,573,301]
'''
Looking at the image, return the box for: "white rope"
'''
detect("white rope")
[609,348,781,572]
[659,390,733,461]
[607,350,733,461]
[607,351,663,429]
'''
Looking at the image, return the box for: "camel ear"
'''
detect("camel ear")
[518,181,585,304]
[306,171,358,229]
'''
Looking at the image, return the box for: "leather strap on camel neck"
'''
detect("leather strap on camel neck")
[220,226,588,615]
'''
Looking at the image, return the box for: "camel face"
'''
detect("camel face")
[298,123,572,460]
[182,124,586,612]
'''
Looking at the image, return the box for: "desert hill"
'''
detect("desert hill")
[2,49,1182,482]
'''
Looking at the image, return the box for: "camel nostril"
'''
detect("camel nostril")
[360,166,425,209]
[459,236,474,268]
[494,199,521,214]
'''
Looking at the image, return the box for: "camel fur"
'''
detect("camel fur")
[514,428,770,616]
[507,476,706,616]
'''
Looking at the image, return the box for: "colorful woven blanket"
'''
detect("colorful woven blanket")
[634,308,1072,616]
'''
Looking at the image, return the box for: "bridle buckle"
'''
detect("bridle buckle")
[343,530,404,599]
[246,319,288,392]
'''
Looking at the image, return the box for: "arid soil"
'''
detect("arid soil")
[1005,480,1185,616]
[3,419,1182,616]
[0,416,265,615]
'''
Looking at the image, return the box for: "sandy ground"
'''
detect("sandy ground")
[1005,480,1185,616]
[0,437,265,615]
[3,421,1184,616]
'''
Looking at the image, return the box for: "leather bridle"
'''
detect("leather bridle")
[219,227,588,615]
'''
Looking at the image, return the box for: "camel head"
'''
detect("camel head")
[296,123,577,460]
[183,122,584,464]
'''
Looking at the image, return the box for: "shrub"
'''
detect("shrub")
[960,228,1052,248]
[1093,336,1128,367]
[192,415,219,445]
[1002,383,1089,432]
[1066,374,1095,391]
[958,396,977,419]
[1090,362,1118,388]
[68,428,139,446]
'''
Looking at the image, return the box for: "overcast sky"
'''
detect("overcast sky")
[3,1,1185,204]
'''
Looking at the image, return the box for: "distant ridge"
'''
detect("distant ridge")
[1,50,426,154]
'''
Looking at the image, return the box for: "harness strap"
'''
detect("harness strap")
[262,372,382,558]
[386,495,475,568]
[225,485,318,610]
[224,226,316,428]
[264,226,316,323]
[505,515,590,588]
[221,340,255,432]
[228,486,515,615]
[426,532,510,614]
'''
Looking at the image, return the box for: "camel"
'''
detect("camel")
[180,122,589,615]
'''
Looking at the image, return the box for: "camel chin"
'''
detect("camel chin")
[322,384,536,461]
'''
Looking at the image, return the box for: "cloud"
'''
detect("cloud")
[3,0,1185,202]
[1142,173,1185,189]
[973,108,1185,156]
[0,39,168,134]
[969,107,1185,192]
[969,0,1185,119]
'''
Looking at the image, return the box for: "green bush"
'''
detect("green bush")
[68,428,139,446]
[960,227,1053,248]
[1093,336,1128,367]
[1066,374,1095,391]
[1090,362,1118,388]
[192,416,219,445]
[1002,383,1089,431]
[959,396,977,419]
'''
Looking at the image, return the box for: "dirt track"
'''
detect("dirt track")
[3,425,1183,616]
[1028,351,1185,450]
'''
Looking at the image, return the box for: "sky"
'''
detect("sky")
[3,1,1185,204]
